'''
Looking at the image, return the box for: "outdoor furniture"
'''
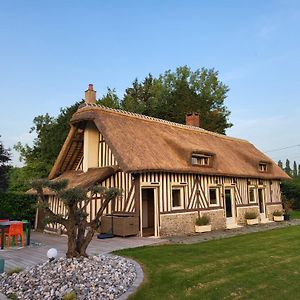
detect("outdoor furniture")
[4,223,25,248]
[0,221,31,250]
[101,214,139,237]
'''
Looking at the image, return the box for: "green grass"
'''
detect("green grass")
[290,210,300,219]
[116,226,300,300]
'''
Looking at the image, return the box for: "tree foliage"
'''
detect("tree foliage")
[278,159,300,209]
[31,178,121,257]
[122,66,232,133]
[0,136,11,192]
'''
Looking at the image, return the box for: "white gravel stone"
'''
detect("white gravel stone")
[0,255,136,300]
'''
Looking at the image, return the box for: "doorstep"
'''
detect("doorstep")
[260,218,273,224]
[226,223,243,230]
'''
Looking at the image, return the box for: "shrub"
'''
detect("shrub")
[244,211,258,220]
[273,210,283,216]
[0,192,36,224]
[195,215,210,226]
[7,267,23,276]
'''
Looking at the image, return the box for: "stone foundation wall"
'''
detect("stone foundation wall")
[266,204,283,220]
[159,209,225,236]
[236,206,260,225]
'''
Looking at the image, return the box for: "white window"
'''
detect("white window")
[191,154,211,166]
[172,186,185,209]
[209,187,219,206]
[248,187,256,203]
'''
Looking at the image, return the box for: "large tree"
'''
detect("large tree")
[0,136,11,192]
[122,66,232,134]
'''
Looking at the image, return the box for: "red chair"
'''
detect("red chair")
[4,223,24,248]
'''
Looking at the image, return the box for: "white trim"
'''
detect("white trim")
[171,184,185,210]
[248,186,257,203]
[208,185,220,207]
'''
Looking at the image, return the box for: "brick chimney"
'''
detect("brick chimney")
[85,84,96,104]
[186,112,200,127]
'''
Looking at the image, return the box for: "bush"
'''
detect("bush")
[195,215,210,226]
[0,192,36,224]
[244,211,258,220]
[273,210,283,216]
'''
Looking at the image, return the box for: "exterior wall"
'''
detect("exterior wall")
[98,133,118,167]
[83,121,99,171]
[266,204,283,221]
[236,206,260,225]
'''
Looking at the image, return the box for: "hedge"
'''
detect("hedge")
[0,192,36,224]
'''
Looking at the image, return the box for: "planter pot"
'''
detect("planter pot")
[274,215,284,222]
[246,218,259,225]
[195,224,211,233]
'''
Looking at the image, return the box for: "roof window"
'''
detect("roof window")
[191,153,212,166]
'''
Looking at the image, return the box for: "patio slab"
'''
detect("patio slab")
[0,231,167,272]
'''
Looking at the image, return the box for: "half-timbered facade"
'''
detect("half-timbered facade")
[40,84,289,236]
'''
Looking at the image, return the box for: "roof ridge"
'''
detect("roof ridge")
[78,103,248,143]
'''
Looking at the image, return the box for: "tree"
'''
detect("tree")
[14,102,82,187]
[293,161,298,177]
[31,179,121,257]
[97,87,120,109]
[122,66,232,134]
[0,136,11,192]
[278,160,283,169]
[285,159,292,176]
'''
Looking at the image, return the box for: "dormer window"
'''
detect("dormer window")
[191,153,212,166]
[259,163,268,172]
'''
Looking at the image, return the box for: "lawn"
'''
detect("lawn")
[290,210,300,219]
[116,226,300,300]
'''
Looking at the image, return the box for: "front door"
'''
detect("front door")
[141,188,155,236]
[258,188,266,219]
[225,188,235,225]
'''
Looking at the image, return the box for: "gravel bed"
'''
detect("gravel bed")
[0,255,136,300]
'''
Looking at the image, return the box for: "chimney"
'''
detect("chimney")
[85,84,96,104]
[186,112,200,127]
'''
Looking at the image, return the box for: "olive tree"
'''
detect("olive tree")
[31,179,121,258]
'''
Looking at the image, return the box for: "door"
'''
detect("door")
[141,188,155,236]
[258,188,266,218]
[225,188,236,225]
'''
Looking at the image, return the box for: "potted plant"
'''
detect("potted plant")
[245,211,259,225]
[195,215,211,233]
[273,210,284,222]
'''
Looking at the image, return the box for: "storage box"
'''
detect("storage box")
[101,214,139,237]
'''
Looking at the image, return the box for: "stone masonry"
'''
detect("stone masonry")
[160,209,226,236]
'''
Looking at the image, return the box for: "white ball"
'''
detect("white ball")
[47,248,58,259]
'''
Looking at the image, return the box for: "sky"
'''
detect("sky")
[0,0,299,167]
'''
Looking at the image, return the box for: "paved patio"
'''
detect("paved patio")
[0,231,166,272]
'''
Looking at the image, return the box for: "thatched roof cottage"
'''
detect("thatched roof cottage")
[37,84,289,236]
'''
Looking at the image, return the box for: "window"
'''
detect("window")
[259,163,268,172]
[249,187,256,203]
[191,154,211,166]
[209,187,219,206]
[172,186,184,209]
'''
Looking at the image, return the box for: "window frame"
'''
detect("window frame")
[171,184,185,210]
[208,186,220,207]
[248,186,257,203]
[191,153,212,166]
[259,162,268,172]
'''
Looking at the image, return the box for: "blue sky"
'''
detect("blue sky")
[0,0,299,167]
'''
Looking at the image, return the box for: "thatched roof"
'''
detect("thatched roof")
[28,166,119,195]
[49,104,289,180]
